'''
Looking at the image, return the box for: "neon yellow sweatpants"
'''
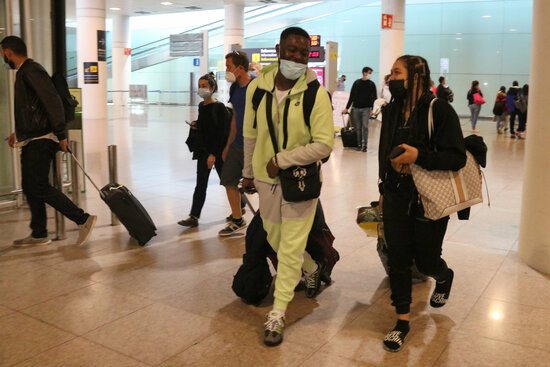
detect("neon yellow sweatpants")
[255,180,318,311]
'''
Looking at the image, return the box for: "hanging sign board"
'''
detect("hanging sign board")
[170,33,203,57]
[309,35,321,47]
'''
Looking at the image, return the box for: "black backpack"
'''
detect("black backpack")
[51,72,79,123]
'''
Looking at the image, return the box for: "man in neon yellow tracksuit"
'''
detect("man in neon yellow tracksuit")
[241,27,334,347]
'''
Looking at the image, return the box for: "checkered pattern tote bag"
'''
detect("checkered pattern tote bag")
[409,99,483,220]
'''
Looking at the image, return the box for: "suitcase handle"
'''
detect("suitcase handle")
[67,148,105,198]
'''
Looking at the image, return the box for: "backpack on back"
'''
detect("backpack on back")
[51,72,79,123]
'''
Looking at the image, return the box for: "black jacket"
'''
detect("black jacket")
[14,59,66,142]
[378,94,466,195]
[346,79,377,109]
[196,101,229,156]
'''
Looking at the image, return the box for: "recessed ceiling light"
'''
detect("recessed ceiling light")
[110,7,121,10]
[509,28,518,32]
[160,1,173,5]
[482,15,492,18]
[456,32,463,35]
[483,82,488,86]
[453,48,459,51]
[456,37,462,40]
[344,20,352,23]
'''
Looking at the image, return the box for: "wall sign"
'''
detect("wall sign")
[124,48,131,56]
[83,62,99,84]
[310,35,321,47]
[382,14,394,29]
[310,67,325,86]
[97,30,106,61]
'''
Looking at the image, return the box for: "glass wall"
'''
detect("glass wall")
[0,0,15,195]
[106,0,532,116]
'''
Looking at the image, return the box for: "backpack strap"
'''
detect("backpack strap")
[302,79,321,129]
[251,87,266,129]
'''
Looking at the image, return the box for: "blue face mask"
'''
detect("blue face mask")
[279,59,307,80]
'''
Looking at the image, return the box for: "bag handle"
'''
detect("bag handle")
[67,148,104,198]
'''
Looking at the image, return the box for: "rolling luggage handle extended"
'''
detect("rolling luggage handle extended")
[67,148,105,199]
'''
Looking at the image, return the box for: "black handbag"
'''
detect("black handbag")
[264,93,321,202]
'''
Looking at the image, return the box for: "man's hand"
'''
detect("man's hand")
[207,154,215,169]
[59,139,68,152]
[7,133,16,148]
[342,108,349,115]
[242,178,256,194]
[266,157,280,178]
[222,146,229,161]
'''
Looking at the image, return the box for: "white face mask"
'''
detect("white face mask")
[365,74,372,80]
[279,59,307,80]
[225,71,236,83]
[198,88,211,99]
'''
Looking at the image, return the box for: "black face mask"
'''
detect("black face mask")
[3,56,16,70]
[389,79,407,101]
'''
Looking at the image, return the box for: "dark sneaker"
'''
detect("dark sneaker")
[178,216,198,228]
[304,262,324,298]
[264,311,285,347]
[225,208,246,222]
[430,269,454,308]
[362,146,367,152]
[218,218,247,237]
[510,134,516,139]
[13,235,52,247]
[76,215,97,246]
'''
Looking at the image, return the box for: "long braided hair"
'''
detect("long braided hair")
[396,55,432,118]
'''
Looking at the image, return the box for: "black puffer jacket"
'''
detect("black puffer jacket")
[14,59,66,142]
[378,94,467,195]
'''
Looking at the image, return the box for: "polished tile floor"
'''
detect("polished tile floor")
[1,105,547,367]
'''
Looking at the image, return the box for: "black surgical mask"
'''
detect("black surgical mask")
[3,56,15,70]
[389,79,407,101]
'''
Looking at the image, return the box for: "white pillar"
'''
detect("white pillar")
[378,0,405,87]
[200,29,209,76]
[76,0,107,119]
[76,0,109,185]
[112,14,131,106]
[518,0,550,274]
[325,41,339,95]
[224,1,244,54]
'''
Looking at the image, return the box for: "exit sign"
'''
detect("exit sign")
[382,14,393,29]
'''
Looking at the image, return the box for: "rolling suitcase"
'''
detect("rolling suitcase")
[340,115,358,148]
[69,150,157,246]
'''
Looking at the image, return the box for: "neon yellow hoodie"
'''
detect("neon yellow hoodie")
[242,63,334,183]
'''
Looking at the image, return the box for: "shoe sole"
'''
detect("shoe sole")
[77,216,97,246]
[264,337,283,347]
[383,342,402,353]
[13,239,52,248]
[178,222,198,227]
[218,224,248,237]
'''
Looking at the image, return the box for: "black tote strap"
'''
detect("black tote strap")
[264,92,279,157]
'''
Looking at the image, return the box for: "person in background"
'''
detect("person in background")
[208,71,216,80]
[342,67,377,151]
[378,54,465,353]
[436,76,454,103]
[506,81,521,139]
[249,62,263,77]
[218,50,253,236]
[178,75,229,227]
[2,36,97,247]
[336,75,346,91]
[494,86,508,134]
[380,74,392,105]
[467,80,483,133]
[516,84,529,139]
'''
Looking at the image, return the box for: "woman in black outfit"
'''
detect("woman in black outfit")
[178,75,230,227]
[378,55,466,352]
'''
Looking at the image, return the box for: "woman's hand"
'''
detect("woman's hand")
[390,144,418,165]
[207,154,215,169]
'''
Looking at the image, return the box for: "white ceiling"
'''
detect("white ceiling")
[65,0,316,20]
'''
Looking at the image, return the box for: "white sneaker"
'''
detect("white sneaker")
[76,215,97,246]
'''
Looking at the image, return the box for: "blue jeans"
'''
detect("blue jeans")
[469,104,481,130]
[353,107,371,148]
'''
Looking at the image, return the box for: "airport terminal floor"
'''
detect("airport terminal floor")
[1,105,548,366]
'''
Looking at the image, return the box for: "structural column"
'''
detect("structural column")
[378,0,405,87]
[224,0,244,54]
[112,14,131,106]
[518,0,550,274]
[76,0,109,185]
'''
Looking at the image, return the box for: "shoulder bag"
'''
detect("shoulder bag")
[264,92,321,202]
[473,92,485,105]
[409,99,483,220]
